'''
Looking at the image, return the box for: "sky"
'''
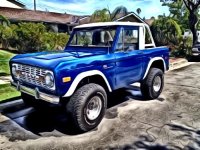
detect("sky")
[20,0,170,19]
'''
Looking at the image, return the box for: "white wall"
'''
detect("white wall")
[0,0,23,9]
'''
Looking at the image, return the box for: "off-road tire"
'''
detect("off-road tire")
[66,83,107,132]
[141,68,164,100]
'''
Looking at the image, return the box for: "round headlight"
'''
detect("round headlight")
[45,73,54,88]
[12,65,17,77]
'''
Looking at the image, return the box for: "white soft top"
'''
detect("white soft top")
[75,22,146,29]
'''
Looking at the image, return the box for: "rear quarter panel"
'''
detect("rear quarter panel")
[141,46,169,78]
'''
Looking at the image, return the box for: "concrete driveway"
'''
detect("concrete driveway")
[1,63,200,150]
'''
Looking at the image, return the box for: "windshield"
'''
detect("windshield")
[69,27,116,47]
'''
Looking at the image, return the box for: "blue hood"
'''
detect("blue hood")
[10,50,106,70]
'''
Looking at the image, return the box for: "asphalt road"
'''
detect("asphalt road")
[1,63,200,150]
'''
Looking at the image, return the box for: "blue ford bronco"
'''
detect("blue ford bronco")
[10,22,169,131]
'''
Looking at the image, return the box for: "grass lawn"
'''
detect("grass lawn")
[0,84,20,102]
[0,50,19,102]
[0,50,15,76]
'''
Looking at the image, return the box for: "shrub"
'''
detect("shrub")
[151,17,182,47]
[42,32,69,51]
[171,36,192,57]
[0,22,70,53]
[15,23,47,53]
[0,24,17,49]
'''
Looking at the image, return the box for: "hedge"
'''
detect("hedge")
[0,22,70,53]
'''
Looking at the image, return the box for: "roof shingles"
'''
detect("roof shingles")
[0,7,80,24]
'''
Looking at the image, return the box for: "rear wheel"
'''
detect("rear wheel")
[66,83,107,132]
[141,68,164,100]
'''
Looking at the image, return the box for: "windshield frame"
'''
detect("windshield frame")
[65,26,118,50]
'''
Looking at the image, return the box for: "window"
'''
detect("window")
[116,28,139,51]
[145,27,154,48]
[70,27,116,47]
[145,26,152,45]
[71,31,92,46]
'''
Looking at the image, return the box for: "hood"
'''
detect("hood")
[11,50,105,70]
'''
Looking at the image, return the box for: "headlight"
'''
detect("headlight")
[45,72,54,88]
[12,65,17,77]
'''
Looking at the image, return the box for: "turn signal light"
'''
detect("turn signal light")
[62,77,71,83]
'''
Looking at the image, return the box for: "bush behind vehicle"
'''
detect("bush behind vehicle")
[0,22,69,53]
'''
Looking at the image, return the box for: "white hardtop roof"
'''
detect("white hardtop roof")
[75,22,145,29]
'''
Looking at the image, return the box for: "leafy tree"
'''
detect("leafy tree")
[182,0,200,45]
[151,16,182,47]
[162,0,189,32]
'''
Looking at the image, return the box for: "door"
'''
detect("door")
[114,26,144,89]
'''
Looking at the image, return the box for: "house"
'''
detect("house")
[0,7,83,33]
[0,6,154,33]
[0,0,25,9]
[73,12,155,27]
[116,12,154,26]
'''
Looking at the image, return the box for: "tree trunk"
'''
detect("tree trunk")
[2,40,9,49]
[188,12,198,45]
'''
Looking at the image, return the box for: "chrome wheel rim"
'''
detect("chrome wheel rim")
[153,76,161,92]
[86,96,102,120]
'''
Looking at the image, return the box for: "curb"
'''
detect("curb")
[0,99,23,112]
[0,76,11,85]
[169,58,189,71]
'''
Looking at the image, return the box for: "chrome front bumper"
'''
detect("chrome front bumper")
[11,81,60,104]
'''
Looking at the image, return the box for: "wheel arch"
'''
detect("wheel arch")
[63,70,112,97]
[143,57,166,80]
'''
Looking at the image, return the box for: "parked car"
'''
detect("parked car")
[192,44,200,56]
[10,22,169,132]
[183,29,200,43]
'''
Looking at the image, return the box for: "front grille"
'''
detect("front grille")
[16,64,47,87]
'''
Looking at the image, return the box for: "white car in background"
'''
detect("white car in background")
[183,29,200,56]
[183,29,200,43]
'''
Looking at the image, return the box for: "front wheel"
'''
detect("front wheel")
[66,83,107,132]
[141,68,164,100]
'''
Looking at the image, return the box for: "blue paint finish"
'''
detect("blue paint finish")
[10,24,169,99]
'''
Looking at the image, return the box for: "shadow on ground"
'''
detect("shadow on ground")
[110,135,170,150]
[1,86,145,138]
[109,123,200,150]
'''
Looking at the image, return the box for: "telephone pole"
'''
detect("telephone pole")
[34,0,36,11]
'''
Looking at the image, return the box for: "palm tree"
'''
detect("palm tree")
[90,6,129,22]
[90,8,110,23]
[136,8,141,16]
[111,6,128,20]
